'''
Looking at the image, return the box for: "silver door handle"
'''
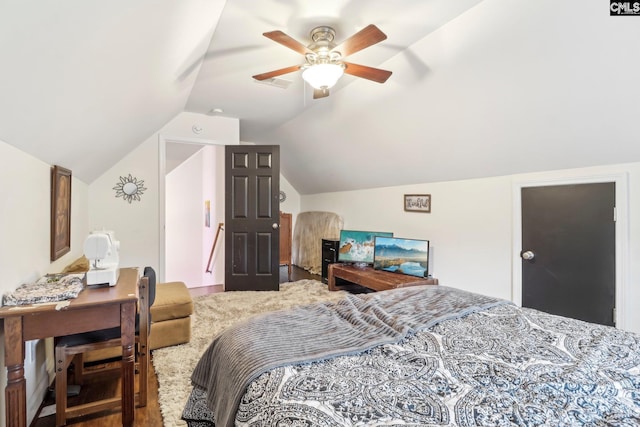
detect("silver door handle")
[521,250,535,260]
[272,223,279,229]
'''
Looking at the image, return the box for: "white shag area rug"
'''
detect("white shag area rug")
[152,279,347,427]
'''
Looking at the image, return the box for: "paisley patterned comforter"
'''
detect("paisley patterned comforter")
[183,290,640,426]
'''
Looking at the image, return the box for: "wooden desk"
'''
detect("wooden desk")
[0,267,139,427]
[328,263,438,292]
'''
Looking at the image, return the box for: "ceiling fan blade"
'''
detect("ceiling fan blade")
[331,24,387,57]
[252,65,301,81]
[343,62,392,83]
[263,30,314,56]
[313,88,330,99]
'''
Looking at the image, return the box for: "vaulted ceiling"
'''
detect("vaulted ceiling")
[1,1,639,195]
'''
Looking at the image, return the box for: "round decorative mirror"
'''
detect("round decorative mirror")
[279,190,287,203]
[123,182,138,195]
[113,174,147,203]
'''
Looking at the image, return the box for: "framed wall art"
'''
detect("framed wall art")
[51,165,72,261]
[404,194,431,213]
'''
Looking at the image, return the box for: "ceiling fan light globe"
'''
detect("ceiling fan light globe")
[302,63,344,89]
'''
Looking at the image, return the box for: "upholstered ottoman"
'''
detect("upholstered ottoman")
[84,281,193,362]
[149,281,193,350]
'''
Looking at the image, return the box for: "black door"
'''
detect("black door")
[225,145,280,291]
[521,183,615,326]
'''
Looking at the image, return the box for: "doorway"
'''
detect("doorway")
[159,137,225,288]
[512,173,629,329]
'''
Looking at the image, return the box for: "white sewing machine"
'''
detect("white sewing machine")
[84,230,120,286]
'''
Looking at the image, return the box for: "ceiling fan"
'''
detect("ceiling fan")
[252,24,392,99]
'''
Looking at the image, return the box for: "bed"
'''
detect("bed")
[182,285,640,426]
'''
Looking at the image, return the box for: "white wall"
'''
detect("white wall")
[302,174,512,298]
[89,136,159,273]
[302,162,640,334]
[89,113,239,281]
[0,139,90,427]
[166,149,205,287]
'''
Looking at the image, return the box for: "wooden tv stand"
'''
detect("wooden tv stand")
[328,263,438,292]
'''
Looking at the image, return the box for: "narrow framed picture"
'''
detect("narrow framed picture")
[404,194,431,213]
[205,200,211,228]
[51,165,72,261]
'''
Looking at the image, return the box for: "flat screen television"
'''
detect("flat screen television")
[337,229,393,264]
[373,236,430,278]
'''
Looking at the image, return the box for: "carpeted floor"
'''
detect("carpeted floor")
[152,279,347,426]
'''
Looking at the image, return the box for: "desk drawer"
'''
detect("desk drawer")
[23,304,122,340]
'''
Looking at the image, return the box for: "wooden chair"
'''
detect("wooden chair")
[54,267,156,426]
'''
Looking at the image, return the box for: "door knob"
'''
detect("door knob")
[521,250,535,260]
[272,223,279,229]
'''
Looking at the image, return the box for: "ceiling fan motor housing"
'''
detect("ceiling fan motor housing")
[306,26,341,65]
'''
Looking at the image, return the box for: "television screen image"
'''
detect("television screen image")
[373,236,430,278]
[337,230,393,264]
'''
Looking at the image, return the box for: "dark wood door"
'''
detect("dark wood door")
[521,183,616,326]
[225,145,280,291]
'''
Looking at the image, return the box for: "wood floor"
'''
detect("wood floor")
[31,266,320,427]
